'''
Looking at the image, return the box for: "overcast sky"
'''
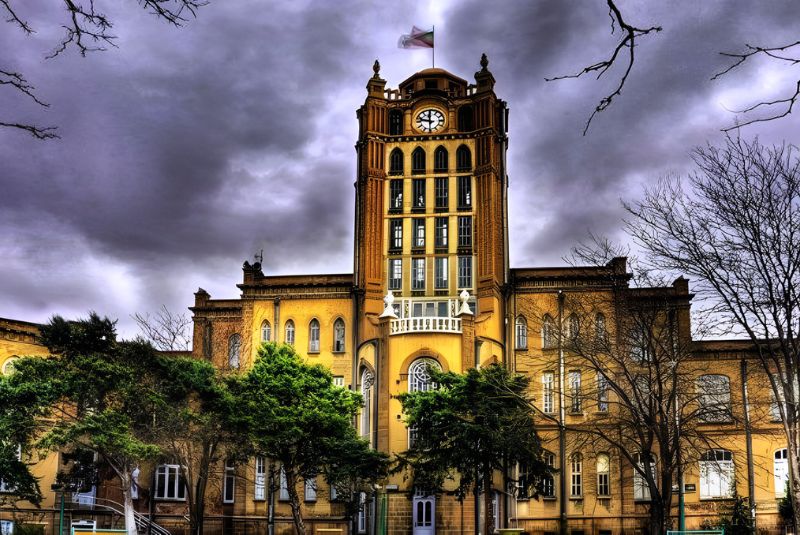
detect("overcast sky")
[1,0,798,338]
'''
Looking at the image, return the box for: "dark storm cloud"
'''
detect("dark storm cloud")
[1,0,798,335]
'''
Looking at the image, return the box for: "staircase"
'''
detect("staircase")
[91,497,171,535]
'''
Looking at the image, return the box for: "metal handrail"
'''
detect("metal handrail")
[91,496,171,535]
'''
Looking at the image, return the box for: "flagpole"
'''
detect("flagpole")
[432,25,435,68]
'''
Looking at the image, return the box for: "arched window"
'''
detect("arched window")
[2,357,19,376]
[542,314,555,349]
[260,320,271,342]
[699,449,734,499]
[456,145,471,171]
[333,319,345,352]
[228,334,241,369]
[308,319,320,352]
[285,320,295,346]
[570,453,583,497]
[434,146,448,172]
[567,313,580,342]
[697,375,731,422]
[595,313,607,344]
[597,453,610,497]
[775,448,789,497]
[458,105,474,132]
[360,368,374,441]
[389,148,404,175]
[633,453,656,501]
[408,358,441,393]
[389,110,403,135]
[515,316,527,349]
[412,147,426,174]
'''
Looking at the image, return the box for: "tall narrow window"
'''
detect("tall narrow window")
[597,454,610,497]
[388,259,402,290]
[567,313,580,343]
[412,147,426,174]
[254,457,266,500]
[413,218,425,248]
[570,453,583,497]
[360,369,374,441]
[457,176,471,208]
[389,148,403,174]
[308,319,320,352]
[223,461,235,504]
[260,320,271,342]
[279,467,289,501]
[435,257,449,289]
[435,217,448,247]
[633,453,655,501]
[775,449,789,497]
[390,180,403,211]
[413,179,425,209]
[304,477,317,502]
[542,372,554,414]
[228,334,241,369]
[434,146,448,172]
[285,320,295,346]
[542,452,555,498]
[515,317,528,349]
[456,145,472,171]
[389,219,403,250]
[569,371,582,413]
[595,313,607,344]
[389,110,403,135]
[333,319,345,352]
[597,372,609,412]
[542,314,555,349]
[408,358,441,448]
[697,375,731,422]
[435,178,448,209]
[772,389,787,421]
[412,258,425,290]
[699,449,734,499]
[457,255,472,289]
[458,216,472,247]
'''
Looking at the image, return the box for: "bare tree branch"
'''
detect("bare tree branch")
[0,121,59,139]
[1,0,32,33]
[545,0,661,135]
[132,305,192,351]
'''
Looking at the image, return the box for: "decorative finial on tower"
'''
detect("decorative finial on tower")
[373,59,381,78]
[379,290,398,319]
[480,53,489,72]
[458,289,473,316]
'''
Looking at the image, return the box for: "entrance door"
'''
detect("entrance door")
[412,493,435,535]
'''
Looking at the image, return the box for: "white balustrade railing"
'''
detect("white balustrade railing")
[390,316,462,335]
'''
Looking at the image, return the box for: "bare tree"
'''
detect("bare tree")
[1,0,205,139]
[625,136,800,532]
[133,305,192,351]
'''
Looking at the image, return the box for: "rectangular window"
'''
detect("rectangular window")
[597,454,610,497]
[413,218,425,248]
[569,371,582,413]
[390,180,403,211]
[543,453,555,498]
[333,376,345,388]
[279,467,289,501]
[457,176,471,209]
[570,455,582,497]
[412,258,425,290]
[457,256,472,289]
[413,179,425,209]
[435,217,448,248]
[223,461,235,504]
[597,373,609,412]
[435,257,449,290]
[697,375,731,422]
[254,457,266,501]
[155,465,186,500]
[542,372,554,414]
[458,216,472,247]
[390,219,403,250]
[388,259,402,290]
[700,450,735,499]
[304,477,317,502]
[435,177,448,209]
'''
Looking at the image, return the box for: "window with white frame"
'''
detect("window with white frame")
[388,259,402,291]
[412,258,425,290]
[254,457,266,500]
[390,219,403,250]
[308,319,320,352]
[597,372,609,412]
[542,315,556,349]
[697,375,731,422]
[360,369,374,441]
[457,255,472,289]
[304,477,317,502]
[775,448,789,497]
[569,371,582,413]
[517,461,532,499]
[413,218,425,248]
[408,359,441,448]
[542,452,555,498]
[228,334,241,369]
[333,319,345,352]
[333,376,345,388]
[223,460,235,503]
[515,316,527,349]
[279,467,289,501]
[597,453,610,497]
[542,372,554,414]
[700,449,734,499]
[260,320,271,342]
[285,320,295,346]
[434,257,448,289]
[566,313,580,343]
[570,453,583,497]
[633,453,656,501]
[155,464,186,500]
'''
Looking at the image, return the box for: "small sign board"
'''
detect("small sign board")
[72,529,126,535]
[684,483,697,493]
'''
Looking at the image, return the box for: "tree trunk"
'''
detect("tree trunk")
[483,468,494,535]
[285,467,306,535]
[120,469,139,535]
[790,443,800,534]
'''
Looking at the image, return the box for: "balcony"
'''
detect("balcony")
[390,316,462,335]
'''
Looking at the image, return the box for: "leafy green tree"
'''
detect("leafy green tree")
[232,342,387,535]
[0,313,162,535]
[396,363,551,535]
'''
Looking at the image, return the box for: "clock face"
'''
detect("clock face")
[415,108,445,133]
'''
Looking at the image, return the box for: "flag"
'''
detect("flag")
[398,26,434,49]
